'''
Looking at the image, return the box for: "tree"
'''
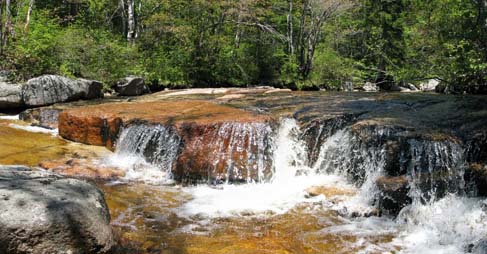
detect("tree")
[24,0,35,32]
[295,0,353,79]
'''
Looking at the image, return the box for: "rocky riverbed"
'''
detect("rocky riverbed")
[1,89,487,253]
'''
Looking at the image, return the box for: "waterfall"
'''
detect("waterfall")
[107,117,487,252]
[401,139,466,204]
[308,122,487,253]
[103,124,181,184]
[179,118,343,217]
[206,122,274,183]
[311,126,389,215]
[271,118,308,182]
[115,124,181,170]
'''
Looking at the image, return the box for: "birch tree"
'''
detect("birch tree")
[126,0,137,43]
[24,0,35,32]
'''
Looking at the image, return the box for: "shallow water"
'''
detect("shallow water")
[100,181,400,254]
[2,111,487,254]
[99,118,487,254]
[0,118,109,166]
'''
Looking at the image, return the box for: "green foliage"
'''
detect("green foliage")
[1,0,486,93]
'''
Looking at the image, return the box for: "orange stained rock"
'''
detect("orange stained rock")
[60,100,268,125]
[59,100,271,150]
[39,158,125,180]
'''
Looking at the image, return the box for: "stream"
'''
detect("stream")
[1,92,487,254]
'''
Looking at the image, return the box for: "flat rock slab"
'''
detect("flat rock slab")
[59,100,270,148]
[0,168,114,253]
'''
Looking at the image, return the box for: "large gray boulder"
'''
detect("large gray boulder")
[0,82,24,109]
[116,76,150,96]
[0,168,114,254]
[22,75,103,107]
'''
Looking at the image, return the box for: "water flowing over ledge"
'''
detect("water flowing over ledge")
[48,92,487,253]
[102,115,487,253]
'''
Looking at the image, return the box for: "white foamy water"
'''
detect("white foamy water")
[394,195,487,254]
[101,153,174,185]
[105,117,487,253]
[180,174,353,218]
[100,124,181,185]
[179,118,359,218]
[0,114,19,120]
[8,123,58,135]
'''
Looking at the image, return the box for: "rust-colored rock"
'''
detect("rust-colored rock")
[174,121,274,183]
[59,100,268,150]
[305,185,356,198]
[40,158,125,180]
[58,100,274,182]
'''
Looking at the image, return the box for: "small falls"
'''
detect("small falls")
[203,122,274,183]
[103,124,181,184]
[401,139,466,204]
[104,117,487,253]
[311,126,391,215]
[179,118,347,217]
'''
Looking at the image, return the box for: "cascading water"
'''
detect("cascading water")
[311,126,389,215]
[401,139,466,203]
[178,118,353,217]
[102,124,181,184]
[103,118,487,253]
[205,122,274,183]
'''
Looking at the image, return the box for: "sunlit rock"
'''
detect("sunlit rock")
[0,82,23,109]
[39,158,126,180]
[0,168,114,253]
[59,101,275,182]
[22,75,103,107]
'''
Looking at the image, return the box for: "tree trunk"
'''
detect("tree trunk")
[24,0,35,32]
[3,0,11,50]
[0,0,4,54]
[119,0,126,36]
[235,11,242,48]
[126,0,137,43]
[287,0,294,55]
[297,0,308,75]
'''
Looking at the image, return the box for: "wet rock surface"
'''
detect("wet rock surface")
[59,100,273,182]
[22,75,103,107]
[19,107,63,129]
[39,158,125,180]
[0,168,114,254]
[55,91,487,187]
[376,176,411,216]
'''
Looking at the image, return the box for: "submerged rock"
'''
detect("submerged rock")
[0,82,24,109]
[22,75,103,107]
[116,76,150,96]
[19,107,63,129]
[0,168,114,253]
[39,158,125,180]
[305,185,356,198]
